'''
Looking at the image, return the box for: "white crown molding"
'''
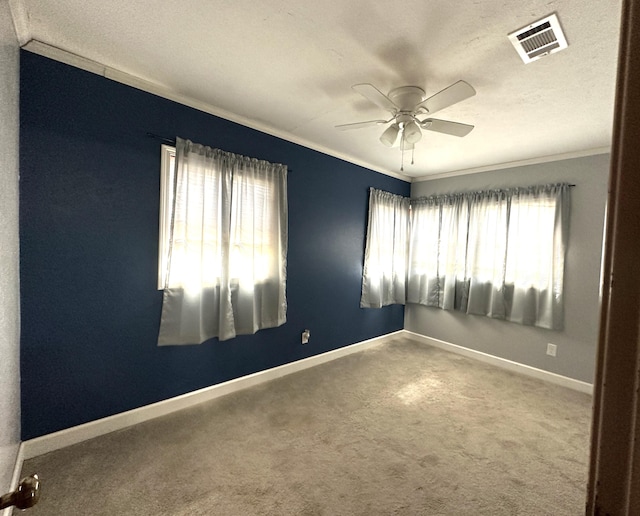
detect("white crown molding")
[20,39,412,183]
[412,147,611,182]
[20,39,606,186]
[7,0,30,46]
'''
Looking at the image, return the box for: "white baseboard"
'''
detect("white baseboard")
[21,331,401,460]
[403,330,593,395]
[20,328,590,464]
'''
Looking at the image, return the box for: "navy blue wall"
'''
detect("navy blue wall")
[19,52,410,440]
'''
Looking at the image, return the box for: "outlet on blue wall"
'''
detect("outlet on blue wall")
[19,51,410,440]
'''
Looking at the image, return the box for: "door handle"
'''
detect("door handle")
[0,475,40,510]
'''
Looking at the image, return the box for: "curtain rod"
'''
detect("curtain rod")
[146,132,292,172]
[146,132,176,145]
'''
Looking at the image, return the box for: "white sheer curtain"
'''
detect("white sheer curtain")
[407,184,570,330]
[360,188,410,308]
[158,137,288,345]
[465,190,510,318]
[407,195,469,310]
[407,197,440,306]
[502,185,570,328]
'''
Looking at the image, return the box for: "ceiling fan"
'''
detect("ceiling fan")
[336,80,476,150]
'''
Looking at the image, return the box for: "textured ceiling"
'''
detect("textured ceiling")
[9,0,622,180]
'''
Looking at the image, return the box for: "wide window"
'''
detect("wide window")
[157,138,288,345]
[361,184,570,330]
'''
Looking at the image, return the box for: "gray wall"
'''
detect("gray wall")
[406,154,610,383]
[0,0,21,495]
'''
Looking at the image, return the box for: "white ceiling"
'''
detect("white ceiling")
[9,0,622,180]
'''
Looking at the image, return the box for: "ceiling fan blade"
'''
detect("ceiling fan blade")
[416,80,476,115]
[352,83,399,113]
[335,119,389,131]
[419,118,474,137]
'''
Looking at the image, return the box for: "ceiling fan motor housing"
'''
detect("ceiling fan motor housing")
[387,86,426,112]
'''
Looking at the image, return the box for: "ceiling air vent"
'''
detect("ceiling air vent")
[508,13,568,64]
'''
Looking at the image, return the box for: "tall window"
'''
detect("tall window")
[158,138,288,345]
[360,188,409,308]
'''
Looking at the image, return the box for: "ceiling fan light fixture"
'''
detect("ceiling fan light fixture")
[380,124,400,147]
[403,121,422,144]
[399,138,414,151]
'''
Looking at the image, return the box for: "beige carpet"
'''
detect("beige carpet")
[21,336,592,515]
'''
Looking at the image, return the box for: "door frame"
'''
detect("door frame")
[587,0,640,513]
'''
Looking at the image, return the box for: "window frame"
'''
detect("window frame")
[158,143,282,291]
[158,144,176,289]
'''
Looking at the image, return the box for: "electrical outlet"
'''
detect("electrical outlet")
[546,343,557,357]
[302,329,310,344]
